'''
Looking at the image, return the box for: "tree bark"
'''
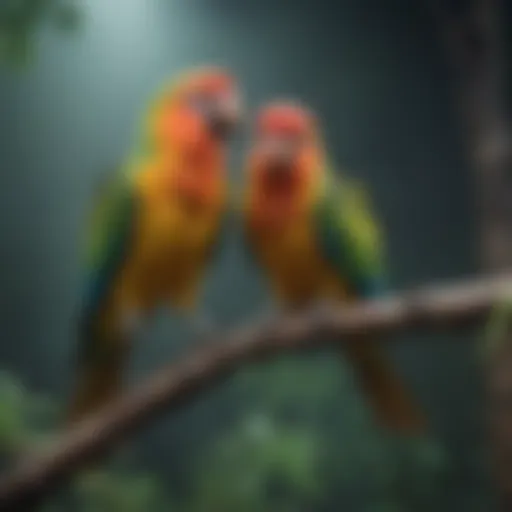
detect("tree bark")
[0,272,512,511]
[431,0,511,508]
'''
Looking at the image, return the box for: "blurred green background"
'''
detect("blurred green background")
[1,0,510,510]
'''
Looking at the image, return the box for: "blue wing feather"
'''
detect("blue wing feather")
[80,168,137,333]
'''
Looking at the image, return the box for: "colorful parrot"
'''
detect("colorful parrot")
[67,67,242,424]
[242,101,425,433]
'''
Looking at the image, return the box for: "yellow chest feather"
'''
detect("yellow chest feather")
[121,196,221,308]
[138,199,215,261]
[253,216,344,305]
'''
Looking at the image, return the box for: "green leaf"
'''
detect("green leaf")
[75,469,172,512]
[188,412,324,511]
[0,31,34,66]
[480,298,512,361]
[0,0,81,69]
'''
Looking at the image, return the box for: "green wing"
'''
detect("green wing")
[313,170,388,298]
[80,167,138,332]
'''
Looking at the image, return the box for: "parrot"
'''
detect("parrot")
[241,101,425,433]
[67,67,242,425]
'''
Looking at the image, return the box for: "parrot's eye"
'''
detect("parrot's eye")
[186,90,239,139]
[186,93,214,115]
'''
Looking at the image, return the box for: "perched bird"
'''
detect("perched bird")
[241,101,425,433]
[67,67,242,424]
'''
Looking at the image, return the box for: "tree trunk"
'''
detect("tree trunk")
[432,0,512,507]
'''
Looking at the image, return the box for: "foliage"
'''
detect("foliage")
[229,354,452,511]
[186,412,322,512]
[0,358,454,511]
[0,371,57,455]
[71,469,174,512]
[480,298,512,361]
[0,0,81,67]
[0,371,175,512]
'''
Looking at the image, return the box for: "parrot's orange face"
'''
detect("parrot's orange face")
[153,66,242,157]
[149,67,242,207]
[248,102,321,213]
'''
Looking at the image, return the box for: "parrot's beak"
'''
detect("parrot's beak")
[207,91,242,139]
[259,137,295,175]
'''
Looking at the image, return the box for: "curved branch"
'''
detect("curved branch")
[2,272,512,510]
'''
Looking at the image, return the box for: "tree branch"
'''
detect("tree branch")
[1,272,512,510]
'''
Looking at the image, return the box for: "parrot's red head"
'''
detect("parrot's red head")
[248,101,323,207]
[148,66,242,158]
[145,66,242,208]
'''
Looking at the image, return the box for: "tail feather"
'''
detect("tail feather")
[344,339,425,433]
[66,334,129,426]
